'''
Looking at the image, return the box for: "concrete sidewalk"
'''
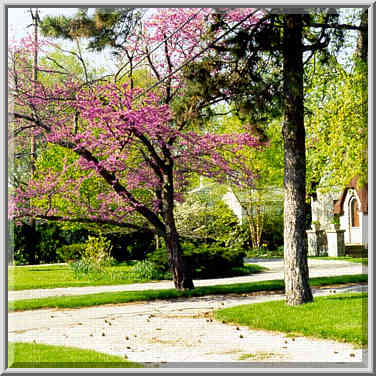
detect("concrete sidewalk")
[8,258,367,302]
[8,283,368,364]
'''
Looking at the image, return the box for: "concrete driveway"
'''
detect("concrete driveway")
[8,284,367,365]
[8,259,368,366]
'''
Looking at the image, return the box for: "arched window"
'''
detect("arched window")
[350,197,360,227]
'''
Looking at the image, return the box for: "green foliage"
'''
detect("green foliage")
[305,60,368,193]
[69,233,116,280]
[246,245,284,259]
[56,243,86,262]
[40,9,141,53]
[131,260,171,281]
[259,210,284,250]
[9,221,69,265]
[69,259,94,279]
[82,233,114,267]
[175,189,245,249]
[12,249,28,266]
[148,242,245,279]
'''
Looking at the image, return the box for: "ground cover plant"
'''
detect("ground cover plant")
[215,292,368,346]
[9,274,367,312]
[8,342,143,368]
[245,245,284,259]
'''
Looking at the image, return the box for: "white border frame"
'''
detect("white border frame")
[1,1,373,374]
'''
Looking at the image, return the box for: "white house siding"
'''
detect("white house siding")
[222,190,245,224]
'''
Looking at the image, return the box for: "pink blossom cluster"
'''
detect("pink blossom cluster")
[9,14,264,227]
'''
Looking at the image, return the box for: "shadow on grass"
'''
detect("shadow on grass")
[324,294,367,302]
[20,266,70,272]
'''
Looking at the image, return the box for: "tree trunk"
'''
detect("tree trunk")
[163,180,194,290]
[164,224,194,290]
[282,14,313,305]
[356,9,368,64]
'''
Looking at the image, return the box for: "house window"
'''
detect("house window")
[350,197,360,228]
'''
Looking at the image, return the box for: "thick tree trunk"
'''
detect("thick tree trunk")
[282,14,313,305]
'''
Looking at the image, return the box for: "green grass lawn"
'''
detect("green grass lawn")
[8,263,138,291]
[308,256,368,265]
[215,292,368,346]
[8,262,265,291]
[9,274,367,312]
[8,342,143,368]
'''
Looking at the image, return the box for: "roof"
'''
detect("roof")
[333,176,368,215]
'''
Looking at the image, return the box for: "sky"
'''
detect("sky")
[7,7,360,76]
[8,7,117,74]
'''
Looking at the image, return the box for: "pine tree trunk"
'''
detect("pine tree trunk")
[282,14,313,306]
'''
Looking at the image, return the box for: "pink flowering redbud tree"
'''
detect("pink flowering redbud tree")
[9,8,264,289]
[9,42,260,289]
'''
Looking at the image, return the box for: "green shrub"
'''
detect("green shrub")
[56,244,86,262]
[175,194,245,249]
[147,242,245,279]
[69,259,93,279]
[13,249,28,266]
[82,233,116,268]
[131,260,171,280]
[68,234,116,280]
[245,245,284,258]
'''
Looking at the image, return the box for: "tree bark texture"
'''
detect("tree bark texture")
[356,9,368,64]
[162,166,194,290]
[282,14,313,305]
[164,220,194,290]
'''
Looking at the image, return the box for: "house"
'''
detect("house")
[222,187,284,224]
[308,176,368,256]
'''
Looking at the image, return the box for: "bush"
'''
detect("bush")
[68,258,111,280]
[68,234,117,280]
[69,259,92,279]
[82,234,115,268]
[252,211,284,252]
[175,194,244,248]
[147,242,245,279]
[56,244,86,262]
[9,220,90,265]
[131,260,171,280]
[245,244,284,258]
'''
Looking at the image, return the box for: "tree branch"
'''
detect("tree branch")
[57,139,166,234]
[308,22,367,32]
[20,214,152,232]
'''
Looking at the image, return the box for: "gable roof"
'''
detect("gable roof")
[333,176,368,215]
